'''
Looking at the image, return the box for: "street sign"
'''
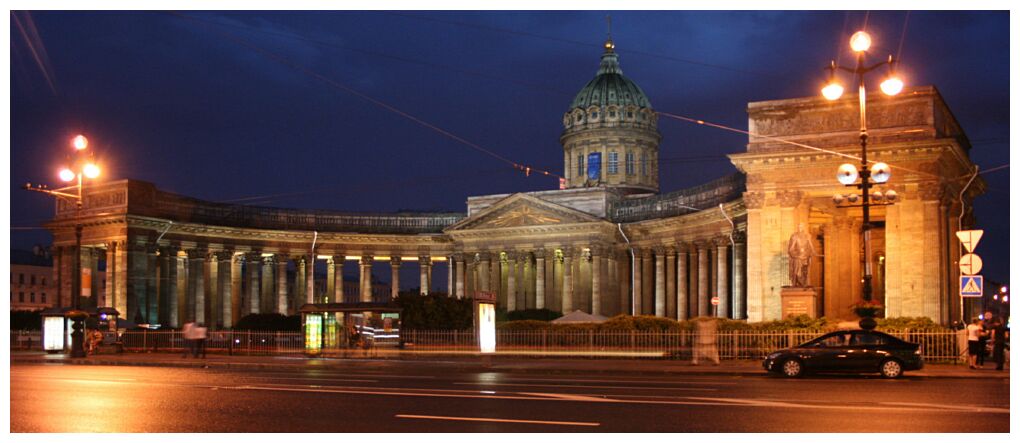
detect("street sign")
[711,297,720,306]
[956,230,984,253]
[959,253,983,275]
[960,275,984,298]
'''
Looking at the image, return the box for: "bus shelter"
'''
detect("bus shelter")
[40,307,120,353]
[299,302,402,356]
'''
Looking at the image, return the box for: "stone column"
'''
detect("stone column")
[274,254,288,314]
[716,237,730,318]
[186,248,206,324]
[158,246,179,326]
[677,244,689,320]
[561,248,573,313]
[478,252,492,294]
[534,250,546,309]
[306,254,316,305]
[654,246,666,317]
[444,256,452,298]
[294,257,306,313]
[359,255,374,302]
[697,242,709,317]
[331,255,344,303]
[591,246,603,316]
[665,247,677,319]
[326,256,336,302]
[216,251,233,328]
[261,255,274,312]
[390,256,401,300]
[419,255,431,295]
[104,244,116,309]
[631,248,643,315]
[733,234,746,320]
[506,253,517,311]
[245,252,262,315]
[204,252,218,328]
[230,254,242,323]
[455,254,466,299]
[641,248,653,316]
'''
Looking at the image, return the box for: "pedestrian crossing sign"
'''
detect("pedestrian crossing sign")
[960,275,983,298]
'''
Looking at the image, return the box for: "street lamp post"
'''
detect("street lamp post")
[822,31,904,303]
[24,134,101,358]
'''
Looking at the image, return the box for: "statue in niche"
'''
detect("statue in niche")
[787,222,815,288]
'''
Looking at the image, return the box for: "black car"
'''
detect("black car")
[763,329,923,378]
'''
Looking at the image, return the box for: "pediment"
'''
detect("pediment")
[445,193,604,232]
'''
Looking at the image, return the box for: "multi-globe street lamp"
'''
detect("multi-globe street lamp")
[822,30,904,303]
[24,134,101,358]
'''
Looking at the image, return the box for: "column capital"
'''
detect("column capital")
[390,256,402,266]
[451,252,465,262]
[186,248,208,260]
[330,254,345,264]
[559,246,577,258]
[533,249,548,260]
[742,191,764,210]
[360,254,374,266]
[418,254,431,265]
[213,250,235,261]
[731,231,747,244]
[776,189,803,208]
[159,244,180,256]
[262,254,277,265]
[651,245,667,256]
[713,236,731,247]
[639,247,653,259]
[477,251,492,262]
[244,251,263,262]
[588,244,606,257]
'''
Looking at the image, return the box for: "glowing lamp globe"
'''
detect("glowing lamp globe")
[59,168,75,182]
[822,82,844,101]
[870,162,891,183]
[847,193,859,203]
[72,135,89,151]
[837,163,859,185]
[884,189,898,202]
[880,77,904,96]
[832,194,844,204]
[850,31,872,52]
[872,191,884,201]
[83,163,100,179]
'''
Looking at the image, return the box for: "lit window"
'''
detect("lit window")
[626,152,635,176]
[608,152,619,174]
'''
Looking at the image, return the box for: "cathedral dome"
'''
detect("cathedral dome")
[568,41,653,111]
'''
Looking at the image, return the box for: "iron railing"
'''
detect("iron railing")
[12,328,968,361]
[609,173,745,222]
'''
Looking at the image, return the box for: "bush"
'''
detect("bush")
[397,293,472,330]
[234,313,301,331]
[11,310,42,331]
[506,308,562,322]
[877,316,946,330]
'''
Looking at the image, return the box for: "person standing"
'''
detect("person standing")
[181,321,196,358]
[991,317,1008,371]
[967,318,985,369]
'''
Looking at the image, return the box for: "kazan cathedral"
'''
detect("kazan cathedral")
[45,38,982,329]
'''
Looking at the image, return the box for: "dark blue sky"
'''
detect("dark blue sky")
[10,11,1010,284]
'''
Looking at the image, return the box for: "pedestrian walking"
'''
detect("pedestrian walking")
[692,318,720,365]
[978,312,992,367]
[967,318,985,369]
[181,321,196,358]
[194,323,208,358]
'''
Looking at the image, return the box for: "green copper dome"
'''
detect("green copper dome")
[569,41,652,111]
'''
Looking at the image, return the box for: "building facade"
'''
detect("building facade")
[42,40,981,328]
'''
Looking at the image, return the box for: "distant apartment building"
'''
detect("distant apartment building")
[10,247,106,311]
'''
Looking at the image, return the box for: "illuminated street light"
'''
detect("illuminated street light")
[23,133,103,358]
[850,31,872,52]
[821,30,904,304]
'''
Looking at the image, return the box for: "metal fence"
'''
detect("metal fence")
[12,328,967,361]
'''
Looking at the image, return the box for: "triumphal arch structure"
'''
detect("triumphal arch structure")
[44,39,980,328]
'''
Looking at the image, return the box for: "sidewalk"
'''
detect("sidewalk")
[10,350,1009,379]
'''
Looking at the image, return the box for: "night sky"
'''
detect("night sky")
[10,11,1010,287]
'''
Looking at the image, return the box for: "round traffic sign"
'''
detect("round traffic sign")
[960,253,983,275]
[711,297,720,306]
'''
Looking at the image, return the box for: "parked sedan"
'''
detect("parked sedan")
[763,330,923,378]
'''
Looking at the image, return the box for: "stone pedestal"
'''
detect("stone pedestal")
[780,287,819,319]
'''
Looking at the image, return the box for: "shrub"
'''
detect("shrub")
[877,316,946,330]
[11,310,42,331]
[506,308,562,322]
[233,313,301,331]
[397,293,472,330]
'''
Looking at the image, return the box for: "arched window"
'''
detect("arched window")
[608,152,619,174]
[625,152,635,176]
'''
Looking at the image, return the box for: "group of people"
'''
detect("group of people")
[966,312,1008,370]
[181,322,208,358]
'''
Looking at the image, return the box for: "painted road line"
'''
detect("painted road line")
[494,377,736,385]
[454,382,717,391]
[395,414,600,427]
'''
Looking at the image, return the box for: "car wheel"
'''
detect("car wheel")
[781,358,803,378]
[879,359,903,379]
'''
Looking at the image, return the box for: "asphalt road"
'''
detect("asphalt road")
[10,362,1010,432]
